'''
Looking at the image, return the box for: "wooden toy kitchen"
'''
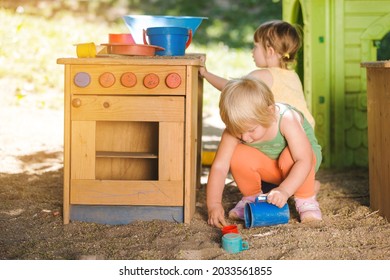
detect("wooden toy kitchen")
[57,16,206,225]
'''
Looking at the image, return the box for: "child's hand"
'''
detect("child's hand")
[199,56,207,78]
[267,188,290,208]
[207,205,227,228]
[200,55,206,65]
[199,66,207,78]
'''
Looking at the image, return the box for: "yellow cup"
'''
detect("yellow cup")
[76,42,96,58]
[202,150,216,166]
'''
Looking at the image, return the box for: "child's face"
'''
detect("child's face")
[240,123,267,144]
[252,42,268,67]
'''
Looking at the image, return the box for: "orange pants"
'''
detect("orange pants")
[230,144,316,198]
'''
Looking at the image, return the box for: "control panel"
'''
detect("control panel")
[71,65,185,95]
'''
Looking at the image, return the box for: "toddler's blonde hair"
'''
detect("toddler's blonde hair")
[219,76,276,138]
[254,20,302,69]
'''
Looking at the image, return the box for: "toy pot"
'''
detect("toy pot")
[244,198,290,228]
[143,27,192,56]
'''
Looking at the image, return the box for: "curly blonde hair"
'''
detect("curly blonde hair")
[219,76,276,138]
[254,20,302,69]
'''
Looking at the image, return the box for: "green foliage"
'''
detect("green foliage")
[0,1,281,110]
[0,8,125,109]
[3,0,282,48]
[0,8,253,112]
[126,0,282,48]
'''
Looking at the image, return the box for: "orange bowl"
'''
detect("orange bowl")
[102,44,164,56]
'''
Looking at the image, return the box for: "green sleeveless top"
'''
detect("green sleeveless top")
[247,103,322,172]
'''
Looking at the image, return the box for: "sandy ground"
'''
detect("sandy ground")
[1,102,390,260]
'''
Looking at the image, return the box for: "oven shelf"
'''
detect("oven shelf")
[96,151,158,159]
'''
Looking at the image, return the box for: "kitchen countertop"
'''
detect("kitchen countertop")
[57,53,205,66]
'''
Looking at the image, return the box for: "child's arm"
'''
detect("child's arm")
[199,56,228,90]
[200,66,228,91]
[200,70,228,91]
[267,110,314,207]
[207,130,240,227]
[200,67,273,91]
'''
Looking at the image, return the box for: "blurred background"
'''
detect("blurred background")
[0,0,283,173]
[2,0,390,172]
[3,0,390,119]
[0,0,282,112]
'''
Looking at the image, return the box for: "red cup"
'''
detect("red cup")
[222,225,239,235]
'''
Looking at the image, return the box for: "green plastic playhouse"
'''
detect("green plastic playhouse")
[283,0,390,167]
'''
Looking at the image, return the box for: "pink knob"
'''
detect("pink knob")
[74,72,91,88]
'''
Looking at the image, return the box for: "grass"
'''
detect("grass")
[0,9,254,113]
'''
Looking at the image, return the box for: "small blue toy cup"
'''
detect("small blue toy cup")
[244,196,290,228]
[222,233,249,254]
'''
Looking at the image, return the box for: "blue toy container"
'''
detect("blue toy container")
[143,27,192,56]
[244,197,290,228]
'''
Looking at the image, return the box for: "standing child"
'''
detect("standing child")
[200,20,315,127]
[207,77,322,228]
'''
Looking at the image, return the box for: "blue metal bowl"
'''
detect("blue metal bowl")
[123,15,207,44]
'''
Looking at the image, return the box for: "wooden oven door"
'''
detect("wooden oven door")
[69,95,185,207]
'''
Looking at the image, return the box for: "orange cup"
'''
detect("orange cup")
[221,225,239,235]
[108,33,136,44]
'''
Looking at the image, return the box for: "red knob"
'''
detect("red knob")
[99,72,116,88]
[165,73,181,89]
[121,72,137,87]
[143,73,159,89]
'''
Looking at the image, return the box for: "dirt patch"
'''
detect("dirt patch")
[1,105,390,260]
